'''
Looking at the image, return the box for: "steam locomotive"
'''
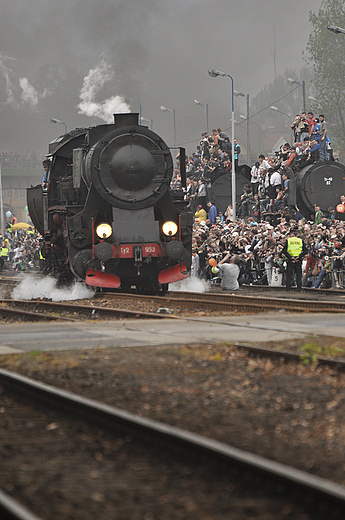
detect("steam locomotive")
[27,113,193,292]
[209,160,345,220]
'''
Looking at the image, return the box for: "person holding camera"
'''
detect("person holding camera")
[213,253,240,291]
[291,115,304,143]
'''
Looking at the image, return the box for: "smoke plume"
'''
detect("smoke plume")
[78,57,130,122]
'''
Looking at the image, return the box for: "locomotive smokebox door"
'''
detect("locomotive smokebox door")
[85,125,173,210]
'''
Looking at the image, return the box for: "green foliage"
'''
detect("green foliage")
[306,0,345,157]
[299,341,344,365]
[299,342,322,365]
[247,67,314,153]
[250,67,313,120]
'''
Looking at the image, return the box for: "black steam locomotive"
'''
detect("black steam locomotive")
[27,113,193,291]
[209,161,345,220]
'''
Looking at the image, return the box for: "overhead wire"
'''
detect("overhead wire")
[176,85,301,148]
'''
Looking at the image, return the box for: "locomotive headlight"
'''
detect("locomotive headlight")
[162,221,178,236]
[96,223,112,239]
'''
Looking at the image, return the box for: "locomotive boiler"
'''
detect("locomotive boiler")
[294,160,345,219]
[27,113,193,291]
[208,160,345,219]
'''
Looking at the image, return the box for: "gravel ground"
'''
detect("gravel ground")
[2,382,332,520]
[1,339,345,487]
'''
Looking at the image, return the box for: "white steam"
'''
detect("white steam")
[0,53,18,107]
[0,54,48,108]
[11,276,95,302]
[169,277,208,293]
[19,77,38,106]
[78,57,130,122]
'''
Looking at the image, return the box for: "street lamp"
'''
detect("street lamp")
[160,106,176,146]
[328,25,345,34]
[193,99,209,134]
[270,106,293,144]
[141,117,153,130]
[50,118,67,134]
[287,77,306,113]
[234,90,250,164]
[307,96,322,109]
[208,69,236,220]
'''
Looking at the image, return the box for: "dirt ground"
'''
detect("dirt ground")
[1,336,345,488]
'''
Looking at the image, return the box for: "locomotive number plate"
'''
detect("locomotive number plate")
[116,244,162,258]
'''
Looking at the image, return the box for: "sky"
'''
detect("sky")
[0,0,323,156]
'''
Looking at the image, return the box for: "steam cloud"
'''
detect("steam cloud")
[19,78,38,106]
[78,57,130,122]
[169,277,207,293]
[11,276,95,302]
[0,53,18,107]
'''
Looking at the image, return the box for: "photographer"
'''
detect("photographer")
[291,115,304,143]
[214,253,241,291]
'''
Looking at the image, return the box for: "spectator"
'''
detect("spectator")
[234,139,241,170]
[215,253,240,291]
[195,205,207,223]
[207,201,217,224]
[319,114,330,162]
[250,161,261,195]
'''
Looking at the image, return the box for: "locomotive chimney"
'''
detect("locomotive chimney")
[113,113,139,127]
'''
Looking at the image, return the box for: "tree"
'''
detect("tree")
[250,67,314,122]
[306,0,345,156]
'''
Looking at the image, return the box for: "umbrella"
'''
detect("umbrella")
[11,222,33,230]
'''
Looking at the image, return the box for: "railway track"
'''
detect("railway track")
[235,343,345,371]
[95,290,345,314]
[0,299,179,321]
[2,286,345,323]
[1,368,345,519]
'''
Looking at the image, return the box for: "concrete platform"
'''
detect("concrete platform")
[0,312,344,354]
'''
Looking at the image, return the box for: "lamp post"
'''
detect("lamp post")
[234,90,250,163]
[287,77,306,113]
[50,118,67,134]
[160,106,176,146]
[270,106,293,144]
[193,99,209,134]
[208,69,236,220]
[138,103,142,125]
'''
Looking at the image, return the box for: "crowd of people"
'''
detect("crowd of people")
[0,220,43,273]
[172,115,345,291]
[176,112,333,223]
[189,206,345,291]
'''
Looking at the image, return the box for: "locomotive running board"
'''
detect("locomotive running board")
[85,269,121,289]
[158,263,189,285]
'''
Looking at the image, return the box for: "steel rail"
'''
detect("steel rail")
[0,299,179,320]
[1,368,345,506]
[242,283,344,295]
[235,343,345,371]
[167,290,345,311]
[0,305,75,321]
[0,489,44,520]
[94,291,345,314]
